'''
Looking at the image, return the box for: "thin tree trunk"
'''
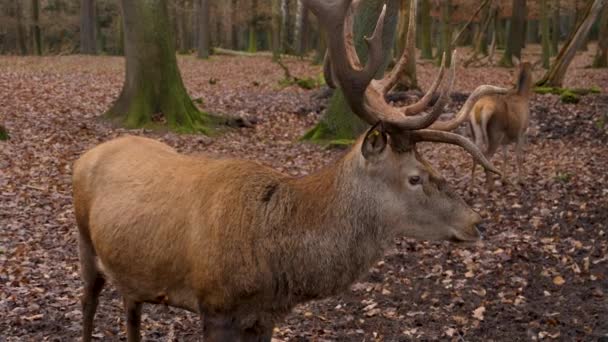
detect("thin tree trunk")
[248,0,258,52]
[473,1,493,56]
[394,0,417,90]
[281,0,290,53]
[177,0,189,53]
[271,0,281,61]
[107,0,220,132]
[294,0,309,56]
[537,0,607,86]
[499,0,526,67]
[592,4,608,67]
[436,0,452,66]
[313,30,326,65]
[14,0,27,55]
[31,0,42,55]
[80,0,97,54]
[230,0,238,49]
[541,0,551,68]
[551,0,560,56]
[419,0,433,59]
[197,0,210,58]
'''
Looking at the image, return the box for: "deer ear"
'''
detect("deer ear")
[362,121,388,159]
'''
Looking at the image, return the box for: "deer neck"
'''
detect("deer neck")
[279,151,395,300]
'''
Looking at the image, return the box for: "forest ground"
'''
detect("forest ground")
[1,48,607,341]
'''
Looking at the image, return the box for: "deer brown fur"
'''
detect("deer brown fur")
[469,62,533,188]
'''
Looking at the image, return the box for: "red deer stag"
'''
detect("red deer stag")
[428,62,533,189]
[72,0,508,341]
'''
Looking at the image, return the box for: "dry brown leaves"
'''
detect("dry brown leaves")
[1,51,607,341]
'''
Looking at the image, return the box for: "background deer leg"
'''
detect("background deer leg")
[78,234,105,342]
[516,134,526,184]
[124,298,142,342]
[484,142,499,190]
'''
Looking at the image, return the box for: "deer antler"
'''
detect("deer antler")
[305,0,509,174]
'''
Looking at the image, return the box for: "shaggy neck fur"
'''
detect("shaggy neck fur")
[262,149,395,304]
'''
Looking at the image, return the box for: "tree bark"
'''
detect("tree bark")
[592,4,608,67]
[303,0,400,141]
[80,0,97,54]
[499,0,526,67]
[281,0,290,53]
[230,0,238,49]
[436,0,452,66]
[294,0,309,56]
[196,0,210,58]
[541,0,551,68]
[248,0,258,52]
[31,0,42,55]
[419,0,433,59]
[271,0,281,60]
[14,0,27,55]
[107,0,220,132]
[551,0,560,56]
[537,0,607,86]
[395,0,417,90]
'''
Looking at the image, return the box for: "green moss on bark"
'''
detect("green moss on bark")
[106,0,221,134]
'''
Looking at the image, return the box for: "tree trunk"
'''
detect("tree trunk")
[80,0,97,54]
[281,0,290,53]
[551,0,560,56]
[537,0,607,86]
[294,0,309,56]
[526,19,539,44]
[419,0,433,59]
[31,0,42,55]
[248,0,258,52]
[499,0,526,67]
[107,0,220,132]
[302,0,399,141]
[592,4,608,67]
[395,0,417,90]
[14,0,27,55]
[177,0,190,53]
[436,0,452,66]
[541,0,551,68]
[271,0,281,61]
[230,0,238,49]
[197,0,210,58]
[473,1,493,56]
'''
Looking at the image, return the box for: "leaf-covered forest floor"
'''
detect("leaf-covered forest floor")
[1,49,607,341]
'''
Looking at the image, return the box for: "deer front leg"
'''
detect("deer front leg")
[515,134,526,185]
[124,298,142,342]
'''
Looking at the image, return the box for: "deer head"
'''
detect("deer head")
[306,0,510,241]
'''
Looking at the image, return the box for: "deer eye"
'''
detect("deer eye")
[408,176,422,186]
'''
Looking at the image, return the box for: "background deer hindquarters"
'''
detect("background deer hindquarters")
[73,0,510,341]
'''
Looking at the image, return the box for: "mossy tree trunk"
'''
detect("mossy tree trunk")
[541,0,551,68]
[499,0,526,67]
[302,0,399,142]
[106,0,220,133]
[419,0,433,59]
[592,4,608,67]
[537,0,607,86]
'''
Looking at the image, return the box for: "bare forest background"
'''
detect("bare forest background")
[0,0,606,69]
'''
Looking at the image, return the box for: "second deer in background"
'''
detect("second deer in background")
[426,62,533,189]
